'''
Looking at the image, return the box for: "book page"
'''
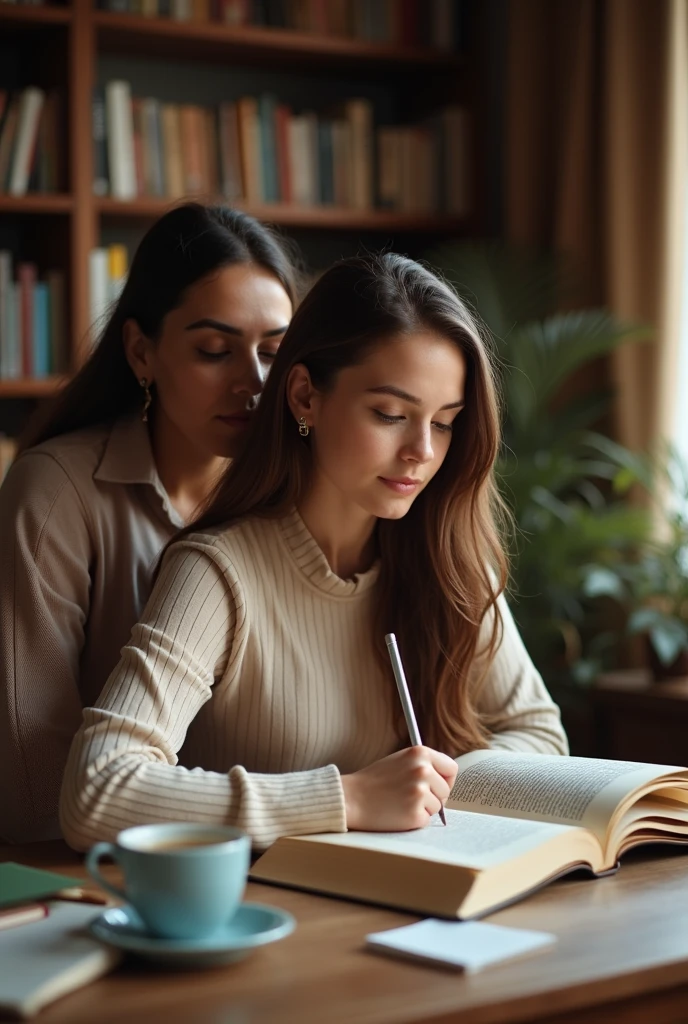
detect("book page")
[448,751,688,845]
[297,809,579,870]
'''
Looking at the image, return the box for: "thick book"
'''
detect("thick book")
[0,901,120,1019]
[251,751,688,919]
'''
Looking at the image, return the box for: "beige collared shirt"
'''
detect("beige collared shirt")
[0,415,182,843]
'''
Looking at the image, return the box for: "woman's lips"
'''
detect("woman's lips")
[378,477,422,495]
[217,413,252,428]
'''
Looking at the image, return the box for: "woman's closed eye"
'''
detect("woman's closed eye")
[373,409,454,433]
[197,348,279,362]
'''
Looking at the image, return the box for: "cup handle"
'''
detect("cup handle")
[85,842,128,903]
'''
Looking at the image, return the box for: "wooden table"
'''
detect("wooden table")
[3,841,688,1024]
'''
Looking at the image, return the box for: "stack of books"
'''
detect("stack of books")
[0,89,62,196]
[0,252,66,380]
[96,82,470,214]
[94,0,464,51]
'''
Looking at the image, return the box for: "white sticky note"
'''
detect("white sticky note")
[365,919,556,972]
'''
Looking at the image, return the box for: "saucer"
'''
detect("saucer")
[89,902,295,968]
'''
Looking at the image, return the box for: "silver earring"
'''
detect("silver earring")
[140,377,152,422]
[298,416,310,437]
[246,394,259,411]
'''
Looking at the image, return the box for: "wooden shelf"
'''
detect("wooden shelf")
[97,198,467,233]
[0,194,73,214]
[0,4,71,25]
[0,377,67,398]
[94,11,463,70]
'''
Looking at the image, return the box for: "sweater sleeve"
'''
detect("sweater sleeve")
[59,538,346,852]
[0,453,93,843]
[473,594,569,755]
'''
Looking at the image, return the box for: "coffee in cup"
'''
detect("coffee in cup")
[86,822,251,940]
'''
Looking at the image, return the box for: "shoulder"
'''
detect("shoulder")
[4,424,111,503]
[0,426,110,528]
[163,516,280,582]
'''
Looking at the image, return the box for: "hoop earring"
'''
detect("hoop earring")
[139,377,152,423]
[298,416,310,437]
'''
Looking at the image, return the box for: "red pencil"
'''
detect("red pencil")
[0,903,49,933]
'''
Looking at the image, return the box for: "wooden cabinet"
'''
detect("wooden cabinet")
[594,670,688,764]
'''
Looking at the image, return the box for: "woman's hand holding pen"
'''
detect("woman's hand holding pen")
[341,746,457,832]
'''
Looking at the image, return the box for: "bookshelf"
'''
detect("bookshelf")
[0,0,484,434]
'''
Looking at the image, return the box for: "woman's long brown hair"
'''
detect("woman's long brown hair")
[183,252,509,756]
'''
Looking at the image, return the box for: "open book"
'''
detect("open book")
[250,751,688,918]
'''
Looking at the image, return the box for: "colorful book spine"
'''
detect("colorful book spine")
[32,282,50,378]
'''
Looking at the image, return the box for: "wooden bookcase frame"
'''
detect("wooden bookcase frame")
[0,0,479,400]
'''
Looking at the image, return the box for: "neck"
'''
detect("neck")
[297,478,377,580]
[150,411,229,524]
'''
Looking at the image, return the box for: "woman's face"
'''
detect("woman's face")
[135,263,292,459]
[303,331,467,521]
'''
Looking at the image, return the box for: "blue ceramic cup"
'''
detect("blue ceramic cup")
[86,823,251,940]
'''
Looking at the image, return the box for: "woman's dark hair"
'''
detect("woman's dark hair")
[20,203,300,452]
[181,251,509,756]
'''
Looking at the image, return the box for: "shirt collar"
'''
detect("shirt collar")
[94,414,159,486]
[93,415,185,529]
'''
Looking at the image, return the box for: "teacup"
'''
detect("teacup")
[86,822,251,940]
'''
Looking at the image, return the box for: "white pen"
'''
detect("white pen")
[385,632,447,826]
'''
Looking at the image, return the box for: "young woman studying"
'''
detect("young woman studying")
[0,203,297,843]
[59,252,567,852]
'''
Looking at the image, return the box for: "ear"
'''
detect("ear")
[286,364,319,429]
[123,318,156,384]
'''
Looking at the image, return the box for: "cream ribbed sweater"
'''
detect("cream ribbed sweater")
[59,510,568,851]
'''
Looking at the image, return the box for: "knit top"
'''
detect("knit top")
[59,510,568,851]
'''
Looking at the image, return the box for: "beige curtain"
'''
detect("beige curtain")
[505,0,687,452]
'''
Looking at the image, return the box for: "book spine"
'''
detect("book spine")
[131,97,146,196]
[8,281,22,379]
[0,250,10,379]
[92,88,109,196]
[345,98,373,209]
[89,248,110,346]
[32,281,50,377]
[274,103,292,204]
[331,119,351,206]
[236,96,262,203]
[287,115,309,205]
[107,244,128,304]
[303,111,319,206]
[46,269,66,374]
[317,118,334,205]
[105,80,137,199]
[218,101,243,200]
[142,97,165,196]
[0,97,20,192]
[258,93,278,203]
[161,103,185,198]
[16,262,36,378]
[8,87,45,195]
[171,0,192,17]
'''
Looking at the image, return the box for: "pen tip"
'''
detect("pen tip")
[384,633,396,645]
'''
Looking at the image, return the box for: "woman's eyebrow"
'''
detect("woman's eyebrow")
[185,319,289,337]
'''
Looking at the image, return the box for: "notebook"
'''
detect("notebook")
[0,863,82,908]
[365,919,556,972]
[0,901,121,1019]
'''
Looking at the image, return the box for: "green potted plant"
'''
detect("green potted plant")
[590,440,688,680]
[424,242,652,699]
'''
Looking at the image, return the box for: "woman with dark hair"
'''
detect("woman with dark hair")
[60,251,567,852]
[0,202,297,842]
